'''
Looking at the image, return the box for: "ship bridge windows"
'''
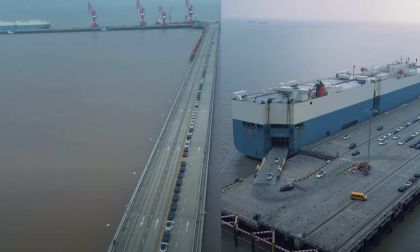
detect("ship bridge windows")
[271,124,289,129]
[295,122,304,129]
[272,137,289,146]
[242,122,262,134]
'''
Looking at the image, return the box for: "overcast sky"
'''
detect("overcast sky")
[223,0,420,24]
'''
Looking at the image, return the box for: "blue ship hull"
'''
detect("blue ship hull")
[233,82,420,159]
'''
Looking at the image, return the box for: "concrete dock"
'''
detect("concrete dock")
[0,22,203,35]
[222,97,420,252]
[108,23,219,252]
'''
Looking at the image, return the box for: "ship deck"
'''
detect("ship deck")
[222,97,420,251]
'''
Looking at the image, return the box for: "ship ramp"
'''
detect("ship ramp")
[253,146,288,185]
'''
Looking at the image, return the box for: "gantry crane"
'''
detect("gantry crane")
[185,0,194,24]
[136,0,146,26]
[158,6,167,26]
[88,2,97,28]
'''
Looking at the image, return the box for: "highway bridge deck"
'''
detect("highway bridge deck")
[108,23,219,252]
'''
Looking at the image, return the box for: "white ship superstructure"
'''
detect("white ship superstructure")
[0,19,50,32]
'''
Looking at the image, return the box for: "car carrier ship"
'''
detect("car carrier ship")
[0,19,50,32]
[232,58,420,159]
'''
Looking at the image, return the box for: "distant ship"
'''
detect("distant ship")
[232,59,420,159]
[0,19,50,32]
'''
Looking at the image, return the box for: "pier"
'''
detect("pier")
[222,97,420,252]
[0,22,204,35]
[107,22,219,252]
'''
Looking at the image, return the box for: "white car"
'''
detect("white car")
[379,141,387,146]
[398,141,405,145]
[160,242,168,252]
[316,170,326,178]
[387,133,393,137]
[266,173,273,180]
[164,221,174,231]
[273,158,280,164]
[393,135,400,140]
[378,137,384,141]
[416,131,420,135]
[343,135,350,140]
[404,181,413,187]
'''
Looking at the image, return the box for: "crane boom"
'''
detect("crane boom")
[88,2,97,28]
[136,0,146,26]
[185,0,194,24]
[158,6,167,26]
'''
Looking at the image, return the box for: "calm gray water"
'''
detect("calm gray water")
[0,29,201,251]
[0,0,222,250]
[216,20,420,252]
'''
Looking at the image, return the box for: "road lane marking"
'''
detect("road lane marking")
[176,242,178,247]
[186,221,190,232]
[140,216,145,227]
[155,218,159,229]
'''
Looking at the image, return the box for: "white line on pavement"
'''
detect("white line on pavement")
[186,221,190,232]
[155,218,159,229]
[140,216,145,227]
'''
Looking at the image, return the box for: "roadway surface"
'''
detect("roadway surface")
[108,23,219,252]
[167,24,219,252]
[222,97,420,251]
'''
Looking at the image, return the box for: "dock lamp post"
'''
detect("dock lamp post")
[365,107,378,166]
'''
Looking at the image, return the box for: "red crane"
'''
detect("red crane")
[158,6,167,26]
[136,0,145,26]
[88,2,97,28]
[185,0,194,24]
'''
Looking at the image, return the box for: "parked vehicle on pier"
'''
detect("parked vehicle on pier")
[280,183,294,192]
[350,192,368,201]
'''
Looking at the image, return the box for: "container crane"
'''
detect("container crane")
[158,6,167,26]
[88,2,97,28]
[136,0,146,26]
[185,0,194,24]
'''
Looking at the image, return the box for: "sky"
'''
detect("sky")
[223,0,420,24]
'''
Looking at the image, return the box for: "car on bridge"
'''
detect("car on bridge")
[165,220,174,231]
[160,242,168,252]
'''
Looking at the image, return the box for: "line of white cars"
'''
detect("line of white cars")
[161,84,204,252]
[377,116,420,146]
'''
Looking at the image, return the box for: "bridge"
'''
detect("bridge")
[107,22,219,252]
